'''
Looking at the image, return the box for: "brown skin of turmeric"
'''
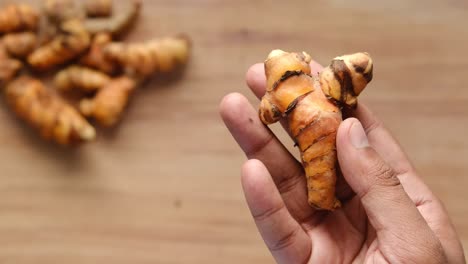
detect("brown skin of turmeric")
[259,50,373,210]
[85,0,113,17]
[320,53,373,107]
[27,19,90,71]
[5,76,96,146]
[0,59,22,87]
[0,4,39,33]
[79,33,118,74]
[0,42,22,87]
[3,32,37,59]
[37,13,59,46]
[84,0,140,36]
[80,76,136,127]
[43,0,84,24]
[54,65,111,93]
[103,35,191,78]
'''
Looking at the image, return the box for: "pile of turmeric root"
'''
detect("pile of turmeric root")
[0,0,191,146]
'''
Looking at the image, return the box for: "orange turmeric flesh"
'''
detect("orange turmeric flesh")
[259,50,373,210]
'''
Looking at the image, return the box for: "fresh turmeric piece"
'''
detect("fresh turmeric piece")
[0,58,22,87]
[0,42,22,87]
[54,65,111,93]
[320,53,373,107]
[85,0,113,17]
[37,14,59,46]
[28,19,90,70]
[0,4,39,33]
[43,0,84,24]
[5,76,96,145]
[3,32,37,59]
[103,35,191,78]
[79,33,118,74]
[79,76,136,127]
[259,50,373,210]
[84,0,140,36]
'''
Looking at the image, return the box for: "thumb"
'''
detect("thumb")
[337,118,445,263]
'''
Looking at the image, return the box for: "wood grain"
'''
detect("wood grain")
[0,0,467,263]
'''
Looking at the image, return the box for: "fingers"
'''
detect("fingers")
[245,63,266,98]
[349,103,414,174]
[309,60,325,77]
[349,104,435,211]
[337,118,420,230]
[337,118,446,263]
[246,60,324,100]
[219,93,314,222]
[241,159,311,264]
[419,200,467,264]
[348,105,464,262]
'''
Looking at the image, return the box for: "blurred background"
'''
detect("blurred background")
[0,0,467,263]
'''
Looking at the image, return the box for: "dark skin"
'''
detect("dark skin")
[219,61,466,263]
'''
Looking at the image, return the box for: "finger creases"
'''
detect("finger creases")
[241,159,311,264]
[350,103,414,175]
[219,92,314,222]
[337,119,445,263]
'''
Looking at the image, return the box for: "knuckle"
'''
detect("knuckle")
[363,114,384,135]
[275,168,304,195]
[252,204,284,222]
[245,134,274,158]
[267,227,299,253]
[366,159,400,187]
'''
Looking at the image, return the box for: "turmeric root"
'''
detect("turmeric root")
[84,0,140,36]
[28,19,90,70]
[0,4,39,33]
[0,43,22,87]
[259,50,373,210]
[54,65,111,93]
[85,0,112,17]
[79,76,136,126]
[320,53,373,107]
[103,35,191,78]
[37,14,59,46]
[5,76,96,145]
[79,33,118,74]
[43,0,84,24]
[0,59,22,87]
[3,32,37,59]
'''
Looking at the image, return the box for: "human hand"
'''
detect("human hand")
[219,61,466,263]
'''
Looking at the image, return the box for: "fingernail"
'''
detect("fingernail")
[349,120,369,149]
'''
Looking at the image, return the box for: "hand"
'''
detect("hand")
[219,62,466,263]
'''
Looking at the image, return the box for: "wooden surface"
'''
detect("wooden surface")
[0,0,467,263]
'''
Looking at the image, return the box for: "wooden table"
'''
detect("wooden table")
[0,0,466,263]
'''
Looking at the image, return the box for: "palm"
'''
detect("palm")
[305,197,368,263]
[300,196,390,263]
[307,191,454,263]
